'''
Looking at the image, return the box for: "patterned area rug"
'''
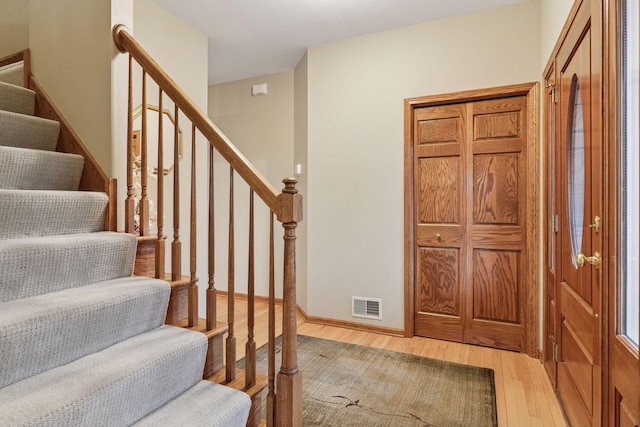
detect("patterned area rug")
[241,335,497,427]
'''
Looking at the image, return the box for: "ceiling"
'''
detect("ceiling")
[149,0,528,85]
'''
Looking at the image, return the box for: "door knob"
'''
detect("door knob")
[575,252,601,269]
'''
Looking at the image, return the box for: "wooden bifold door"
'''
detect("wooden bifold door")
[404,84,538,356]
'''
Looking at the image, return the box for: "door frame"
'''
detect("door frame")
[605,0,640,424]
[403,82,540,357]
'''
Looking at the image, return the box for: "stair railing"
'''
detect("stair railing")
[113,25,302,426]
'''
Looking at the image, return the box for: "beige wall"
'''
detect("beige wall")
[30,0,114,174]
[306,1,541,329]
[0,0,29,57]
[540,0,575,69]
[208,71,295,298]
[132,0,209,315]
[294,52,309,311]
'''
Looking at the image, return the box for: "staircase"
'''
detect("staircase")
[0,55,251,426]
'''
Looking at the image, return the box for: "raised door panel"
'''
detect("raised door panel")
[473,154,520,225]
[418,157,458,224]
[473,249,519,323]
[417,248,460,317]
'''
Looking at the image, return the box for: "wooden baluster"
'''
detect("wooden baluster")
[226,166,236,382]
[267,211,276,427]
[171,105,181,281]
[189,124,198,328]
[207,144,216,330]
[245,189,256,388]
[139,70,149,236]
[276,178,302,426]
[155,88,165,279]
[125,54,135,233]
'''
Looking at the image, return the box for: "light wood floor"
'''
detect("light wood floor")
[217,296,568,426]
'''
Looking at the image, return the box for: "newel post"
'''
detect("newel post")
[275,178,303,427]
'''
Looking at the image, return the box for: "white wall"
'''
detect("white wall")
[133,0,210,316]
[306,1,541,329]
[0,0,29,57]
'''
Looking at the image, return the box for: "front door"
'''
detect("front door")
[555,0,603,425]
[406,84,538,355]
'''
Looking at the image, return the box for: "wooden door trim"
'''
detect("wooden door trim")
[403,82,540,357]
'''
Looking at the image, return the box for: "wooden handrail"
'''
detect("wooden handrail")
[112,25,280,215]
[113,26,303,426]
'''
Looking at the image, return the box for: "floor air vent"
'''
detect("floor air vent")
[352,297,382,320]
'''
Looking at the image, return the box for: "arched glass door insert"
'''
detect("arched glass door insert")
[568,75,585,269]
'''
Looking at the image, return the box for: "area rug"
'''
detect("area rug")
[239,335,497,427]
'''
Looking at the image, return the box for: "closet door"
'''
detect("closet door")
[465,97,528,352]
[413,104,466,343]
[409,85,536,354]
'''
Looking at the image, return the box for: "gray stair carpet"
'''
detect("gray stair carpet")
[0,145,84,190]
[0,81,35,115]
[0,326,207,426]
[0,232,137,303]
[0,61,24,86]
[134,380,252,427]
[0,189,107,239]
[0,59,251,426]
[0,109,60,151]
[0,276,171,388]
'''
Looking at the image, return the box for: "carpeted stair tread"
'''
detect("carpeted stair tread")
[0,276,171,388]
[133,380,251,427]
[0,81,35,115]
[0,61,24,87]
[0,325,207,427]
[0,145,84,190]
[0,189,107,239]
[0,232,137,303]
[0,109,60,151]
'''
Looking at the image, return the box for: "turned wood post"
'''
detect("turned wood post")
[275,178,303,427]
[124,54,135,233]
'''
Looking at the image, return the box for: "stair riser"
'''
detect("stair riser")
[0,61,24,87]
[0,232,136,303]
[133,381,251,427]
[0,277,171,388]
[0,146,84,191]
[0,190,107,239]
[0,81,34,115]
[0,326,208,426]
